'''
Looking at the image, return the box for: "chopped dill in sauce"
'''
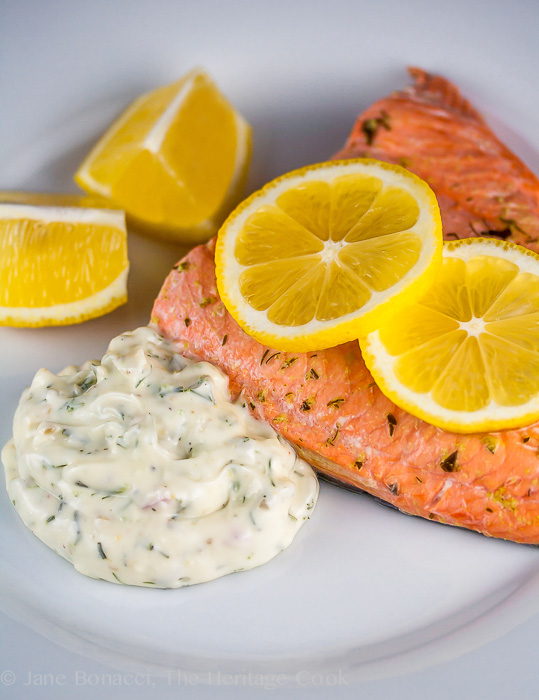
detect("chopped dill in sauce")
[2,326,318,589]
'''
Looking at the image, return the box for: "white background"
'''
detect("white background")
[1,0,539,698]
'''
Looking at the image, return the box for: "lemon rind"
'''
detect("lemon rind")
[0,203,125,228]
[444,236,539,268]
[225,112,252,212]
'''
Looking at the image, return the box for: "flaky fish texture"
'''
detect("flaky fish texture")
[152,69,539,543]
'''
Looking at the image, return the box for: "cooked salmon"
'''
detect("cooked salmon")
[334,67,539,252]
[152,68,539,544]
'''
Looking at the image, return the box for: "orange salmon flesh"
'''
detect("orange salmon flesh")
[152,68,539,544]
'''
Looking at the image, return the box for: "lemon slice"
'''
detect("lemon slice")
[75,68,252,244]
[362,237,539,433]
[215,159,442,351]
[0,197,128,327]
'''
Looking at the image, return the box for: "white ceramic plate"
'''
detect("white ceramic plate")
[1,0,539,693]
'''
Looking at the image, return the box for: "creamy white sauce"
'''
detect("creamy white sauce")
[2,326,318,588]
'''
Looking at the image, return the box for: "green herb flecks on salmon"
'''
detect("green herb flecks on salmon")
[334,67,539,251]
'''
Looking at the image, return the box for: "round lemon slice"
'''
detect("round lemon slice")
[75,68,252,244]
[361,237,539,433]
[215,159,442,351]
[0,196,128,327]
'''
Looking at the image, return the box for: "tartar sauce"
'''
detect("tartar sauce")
[2,326,318,588]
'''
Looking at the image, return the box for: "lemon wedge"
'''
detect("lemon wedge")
[215,159,442,351]
[0,191,110,208]
[361,237,539,433]
[0,196,128,327]
[75,69,252,244]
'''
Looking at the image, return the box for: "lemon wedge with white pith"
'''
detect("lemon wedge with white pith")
[361,237,539,433]
[75,69,252,243]
[215,159,442,351]
[0,198,128,327]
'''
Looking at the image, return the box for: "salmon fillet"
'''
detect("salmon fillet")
[334,67,539,252]
[152,68,539,544]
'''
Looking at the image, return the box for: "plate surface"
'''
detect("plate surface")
[1,0,539,694]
